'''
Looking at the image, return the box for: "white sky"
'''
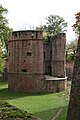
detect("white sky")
[1,0,80,42]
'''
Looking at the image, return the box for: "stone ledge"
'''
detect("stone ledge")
[45,75,67,81]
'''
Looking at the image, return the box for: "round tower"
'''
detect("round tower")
[8,30,44,93]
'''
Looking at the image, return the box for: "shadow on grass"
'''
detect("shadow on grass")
[0,81,70,101]
[34,106,68,120]
[0,88,56,100]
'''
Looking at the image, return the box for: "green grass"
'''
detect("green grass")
[0,81,70,120]
[0,81,8,89]
[0,100,39,120]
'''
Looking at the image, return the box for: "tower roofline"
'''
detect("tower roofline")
[12,30,42,33]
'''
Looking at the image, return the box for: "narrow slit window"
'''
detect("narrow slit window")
[44,52,45,58]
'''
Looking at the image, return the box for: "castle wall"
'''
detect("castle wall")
[8,30,45,93]
[43,33,66,77]
[7,30,67,93]
[51,33,66,77]
[66,61,74,80]
[45,79,67,92]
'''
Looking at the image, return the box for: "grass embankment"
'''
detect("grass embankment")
[0,100,39,120]
[0,81,70,120]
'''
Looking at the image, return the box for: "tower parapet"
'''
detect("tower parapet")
[9,30,43,41]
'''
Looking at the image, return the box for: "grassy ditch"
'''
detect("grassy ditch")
[0,81,70,120]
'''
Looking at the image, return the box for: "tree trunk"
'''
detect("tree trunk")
[67,33,80,120]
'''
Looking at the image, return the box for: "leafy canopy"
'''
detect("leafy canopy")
[0,4,12,74]
[43,15,68,37]
[66,39,77,61]
[0,4,12,52]
[72,12,80,34]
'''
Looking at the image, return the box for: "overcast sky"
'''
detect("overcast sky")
[1,0,80,42]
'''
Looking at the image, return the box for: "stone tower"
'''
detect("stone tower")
[51,33,66,77]
[43,33,66,77]
[8,30,44,93]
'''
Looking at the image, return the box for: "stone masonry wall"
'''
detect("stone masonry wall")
[8,30,45,93]
[8,30,67,93]
[51,33,66,77]
[66,61,74,80]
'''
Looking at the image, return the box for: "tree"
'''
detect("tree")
[67,12,80,120]
[0,4,12,76]
[43,15,68,37]
[66,39,77,61]
[0,43,6,74]
[72,12,80,34]
[67,32,80,120]
[0,4,12,52]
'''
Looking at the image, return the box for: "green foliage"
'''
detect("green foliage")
[0,4,12,52]
[36,15,68,41]
[66,53,74,62]
[66,39,78,61]
[43,15,68,37]
[72,12,80,34]
[0,44,6,75]
[0,4,12,75]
